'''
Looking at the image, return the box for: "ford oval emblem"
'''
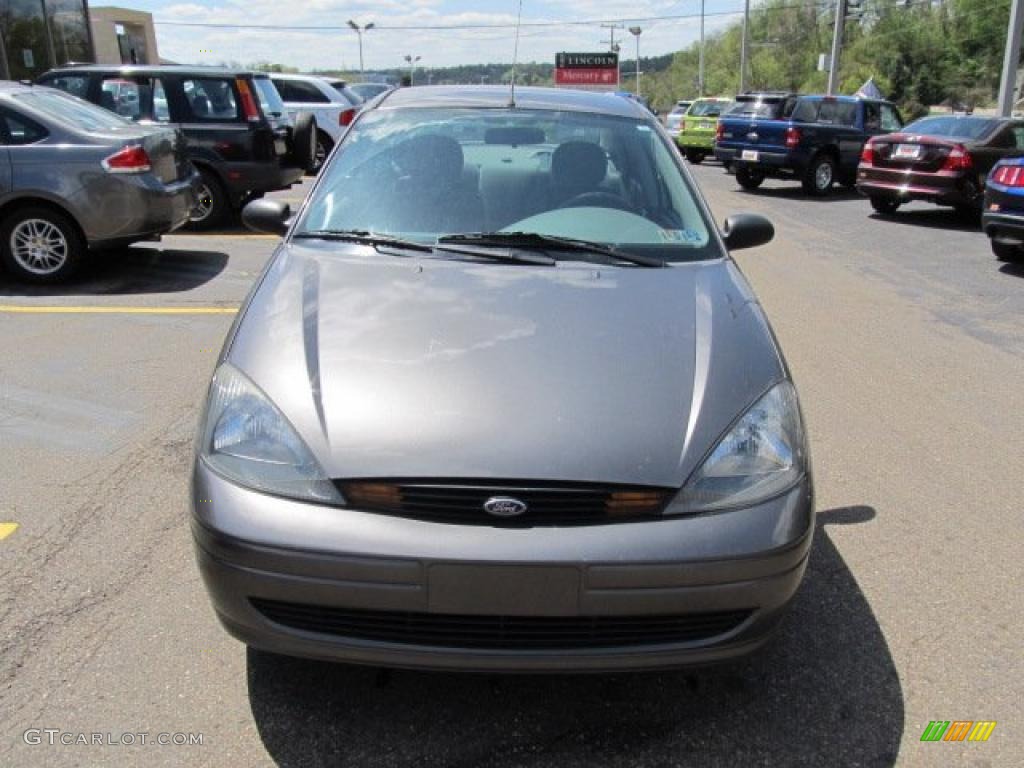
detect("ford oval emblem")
[483,496,528,517]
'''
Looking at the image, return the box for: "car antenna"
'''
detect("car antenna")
[509,0,524,107]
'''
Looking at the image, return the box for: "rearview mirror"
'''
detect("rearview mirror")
[721,213,774,251]
[242,199,291,236]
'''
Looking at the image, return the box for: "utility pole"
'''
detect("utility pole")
[698,0,705,96]
[739,0,750,93]
[600,23,623,87]
[999,0,1024,116]
[827,0,845,96]
[629,27,642,97]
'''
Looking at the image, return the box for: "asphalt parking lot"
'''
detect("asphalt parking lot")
[1,164,1022,767]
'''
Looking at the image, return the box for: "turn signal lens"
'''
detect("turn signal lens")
[102,145,151,173]
[605,490,668,517]
[339,109,356,127]
[343,482,402,509]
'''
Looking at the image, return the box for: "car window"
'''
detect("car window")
[880,104,902,132]
[687,101,727,117]
[727,98,786,119]
[152,79,170,122]
[864,102,881,132]
[0,108,48,145]
[40,74,90,99]
[816,100,857,126]
[300,107,717,262]
[274,78,330,104]
[902,116,996,140]
[101,78,142,120]
[791,99,819,123]
[182,78,240,121]
[252,77,285,117]
[1014,125,1024,150]
[12,90,130,132]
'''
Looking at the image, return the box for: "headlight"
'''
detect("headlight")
[199,363,343,503]
[667,380,806,514]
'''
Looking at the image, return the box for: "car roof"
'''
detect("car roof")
[42,64,263,77]
[0,81,38,94]
[270,73,331,82]
[373,85,651,118]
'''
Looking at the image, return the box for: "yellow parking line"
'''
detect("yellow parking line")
[0,305,238,315]
[0,523,18,541]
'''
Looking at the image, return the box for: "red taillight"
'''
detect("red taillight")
[102,145,151,174]
[714,122,723,141]
[785,127,801,149]
[339,108,356,127]
[992,165,1024,186]
[860,140,875,165]
[942,144,973,172]
[236,78,261,123]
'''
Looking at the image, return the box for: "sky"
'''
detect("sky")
[119,0,752,72]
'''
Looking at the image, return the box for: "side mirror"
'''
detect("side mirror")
[721,213,774,251]
[242,199,291,236]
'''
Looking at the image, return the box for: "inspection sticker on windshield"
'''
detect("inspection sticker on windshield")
[660,229,702,243]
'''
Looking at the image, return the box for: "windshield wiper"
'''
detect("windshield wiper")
[292,229,555,265]
[437,231,666,268]
[293,229,434,252]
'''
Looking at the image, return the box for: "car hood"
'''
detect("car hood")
[226,242,785,487]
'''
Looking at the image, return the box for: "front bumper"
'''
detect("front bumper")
[192,461,814,672]
[983,210,1024,245]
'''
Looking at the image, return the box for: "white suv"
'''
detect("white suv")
[269,74,363,172]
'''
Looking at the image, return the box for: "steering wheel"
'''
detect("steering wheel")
[558,191,635,212]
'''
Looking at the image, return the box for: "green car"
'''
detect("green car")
[678,97,733,164]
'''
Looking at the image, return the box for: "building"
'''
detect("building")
[0,0,93,80]
[89,6,157,66]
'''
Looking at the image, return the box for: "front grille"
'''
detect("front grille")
[336,479,672,526]
[252,599,752,650]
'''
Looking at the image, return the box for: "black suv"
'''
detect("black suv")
[37,65,315,228]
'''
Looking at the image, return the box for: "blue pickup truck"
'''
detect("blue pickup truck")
[715,95,904,195]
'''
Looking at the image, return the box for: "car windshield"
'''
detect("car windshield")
[297,107,717,263]
[688,101,727,117]
[902,116,996,140]
[15,89,130,132]
[253,78,286,117]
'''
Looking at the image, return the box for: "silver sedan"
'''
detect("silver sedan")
[192,85,813,672]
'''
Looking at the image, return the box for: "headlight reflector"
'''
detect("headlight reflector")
[200,363,342,503]
[668,381,806,513]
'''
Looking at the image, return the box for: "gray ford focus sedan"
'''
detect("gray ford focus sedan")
[192,86,813,672]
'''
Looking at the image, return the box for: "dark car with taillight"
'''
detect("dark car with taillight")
[982,157,1024,262]
[0,81,198,283]
[717,95,902,195]
[857,115,1024,217]
[37,65,316,229]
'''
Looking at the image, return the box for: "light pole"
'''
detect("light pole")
[346,20,374,77]
[629,27,642,98]
[404,54,421,85]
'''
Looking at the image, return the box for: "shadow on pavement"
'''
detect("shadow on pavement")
[247,506,903,768]
[998,261,1024,278]
[867,208,981,233]
[0,246,229,296]
[738,184,862,203]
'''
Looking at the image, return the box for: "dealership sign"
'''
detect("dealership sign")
[555,52,619,89]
